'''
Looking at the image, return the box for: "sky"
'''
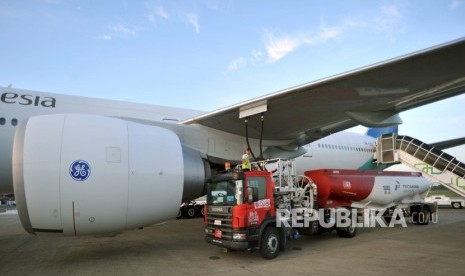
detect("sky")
[1,0,464,160]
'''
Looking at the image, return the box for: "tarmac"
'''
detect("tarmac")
[1,207,465,276]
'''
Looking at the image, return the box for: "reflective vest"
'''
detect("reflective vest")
[242,154,251,170]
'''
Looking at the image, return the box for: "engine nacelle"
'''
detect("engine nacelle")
[13,114,185,236]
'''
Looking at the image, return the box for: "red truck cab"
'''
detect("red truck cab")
[204,170,286,258]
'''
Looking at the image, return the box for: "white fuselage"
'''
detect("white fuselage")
[0,88,377,193]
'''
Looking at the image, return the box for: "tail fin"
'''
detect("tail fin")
[366,126,398,138]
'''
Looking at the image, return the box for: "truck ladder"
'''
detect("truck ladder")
[376,133,465,197]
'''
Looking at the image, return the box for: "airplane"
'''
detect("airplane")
[1,37,465,236]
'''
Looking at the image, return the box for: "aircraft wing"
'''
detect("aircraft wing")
[181,38,465,146]
[430,137,465,150]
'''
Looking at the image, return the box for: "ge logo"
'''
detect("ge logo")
[69,160,91,181]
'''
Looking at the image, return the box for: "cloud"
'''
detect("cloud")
[156,6,169,19]
[376,4,404,34]
[265,33,300,62]
[185,12,200,33]
[251,50,264,61]
[264,21,353,63]
[102,24,137,40]
[228,57,247,71]
[381,4,402,18]
[146,4,169,24]
[144,3,203,34]
[204,0,233,12]
[449,0,462,9]
[107,24,137,36]
[227,19,360,70]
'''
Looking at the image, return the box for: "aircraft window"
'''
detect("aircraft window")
[11,118,18,126]
[0,118,5,125]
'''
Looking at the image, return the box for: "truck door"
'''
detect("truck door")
[246,176,270,227]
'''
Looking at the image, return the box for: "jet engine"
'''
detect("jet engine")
[12,114,205,236]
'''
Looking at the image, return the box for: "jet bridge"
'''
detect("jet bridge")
[376,134,465,197]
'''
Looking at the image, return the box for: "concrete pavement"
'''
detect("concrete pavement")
[1,208,464,275]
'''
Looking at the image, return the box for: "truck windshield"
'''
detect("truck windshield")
[207,180,243,206]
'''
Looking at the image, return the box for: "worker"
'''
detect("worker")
[242,148,251,171]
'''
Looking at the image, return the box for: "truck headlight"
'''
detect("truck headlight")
[233,233,247,240]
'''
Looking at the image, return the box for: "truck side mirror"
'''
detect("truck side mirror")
[247,187,259,203]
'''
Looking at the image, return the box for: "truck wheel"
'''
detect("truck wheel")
[336,225,357,238]
[415,207,430,225]
[451,202,462,209]
[260,227,280,259]
[200,206,205,216]
[184,206,196,218]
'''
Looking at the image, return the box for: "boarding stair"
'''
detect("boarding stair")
[376,133,465,197]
